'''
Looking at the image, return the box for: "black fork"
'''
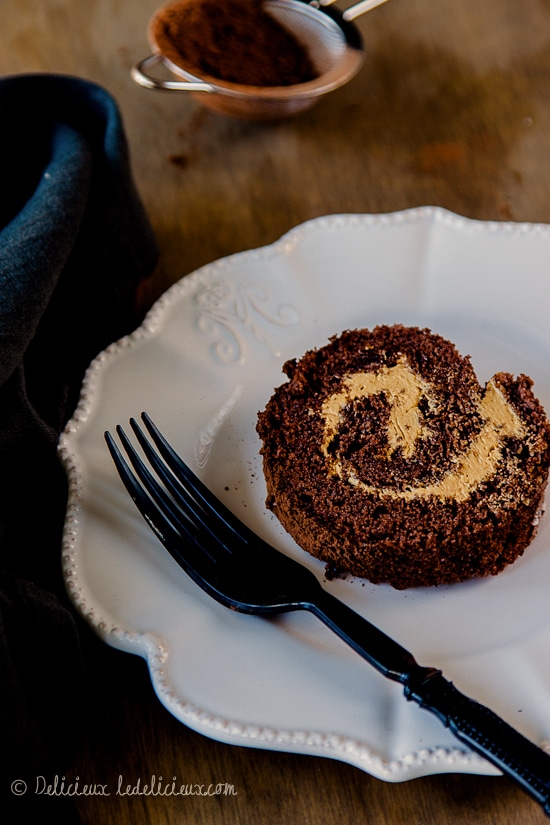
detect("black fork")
[105,412,550,816]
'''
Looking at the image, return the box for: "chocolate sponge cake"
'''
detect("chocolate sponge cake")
[256,325,550,589]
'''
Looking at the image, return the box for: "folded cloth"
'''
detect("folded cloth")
[0,74,158,823]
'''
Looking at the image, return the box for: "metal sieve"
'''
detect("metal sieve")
[131,0,390,120]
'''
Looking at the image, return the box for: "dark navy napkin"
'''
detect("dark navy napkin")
[0,74,158,822]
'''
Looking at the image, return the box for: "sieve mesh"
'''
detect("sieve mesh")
[266,0,348,76]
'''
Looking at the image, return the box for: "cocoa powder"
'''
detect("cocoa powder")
[158,0,318,86]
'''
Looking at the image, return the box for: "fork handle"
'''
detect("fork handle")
[406,668,550,815]
[310,590,550,815]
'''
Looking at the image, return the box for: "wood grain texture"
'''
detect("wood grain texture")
[3,0,550,822]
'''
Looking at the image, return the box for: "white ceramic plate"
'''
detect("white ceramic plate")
[59,207,550,782]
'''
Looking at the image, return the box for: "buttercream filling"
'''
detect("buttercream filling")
[320,359,525,502]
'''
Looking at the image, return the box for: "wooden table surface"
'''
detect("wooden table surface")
[4,0,550,822]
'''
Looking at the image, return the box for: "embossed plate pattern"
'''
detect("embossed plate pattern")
[59,208,550,781]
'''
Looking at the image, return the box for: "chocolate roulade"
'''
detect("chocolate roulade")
[256,325,550,589]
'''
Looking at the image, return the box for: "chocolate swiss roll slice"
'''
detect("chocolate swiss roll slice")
[256,325,550,589]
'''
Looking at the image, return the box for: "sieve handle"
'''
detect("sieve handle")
[131,54,214,93]
[316,0,390,22]
[343,0,390,20]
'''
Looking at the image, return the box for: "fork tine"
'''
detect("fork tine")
[106,427,263,606]
[105,429,187,551]
[105,428,220,571]
[115,424,192,534]
[139,411,262,548]
[129,416,243,556]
